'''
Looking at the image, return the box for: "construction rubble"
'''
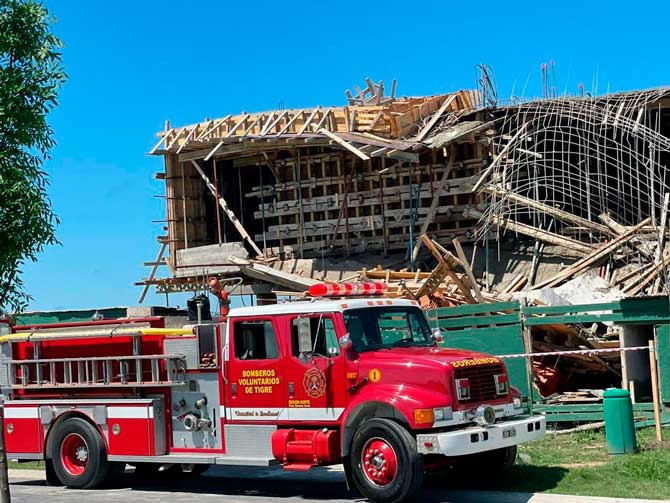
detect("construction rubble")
[140,74,670,399]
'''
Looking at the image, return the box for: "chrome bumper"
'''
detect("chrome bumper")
[416,414,545,456]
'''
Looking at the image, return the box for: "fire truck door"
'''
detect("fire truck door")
[285,314,346,421]
[225,317,286,422]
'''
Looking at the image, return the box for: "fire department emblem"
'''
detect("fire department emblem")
[303,367,326,399]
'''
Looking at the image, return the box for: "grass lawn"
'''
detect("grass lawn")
[431,426,670,500]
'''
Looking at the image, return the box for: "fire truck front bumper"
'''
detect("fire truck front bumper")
[416,415,545,457]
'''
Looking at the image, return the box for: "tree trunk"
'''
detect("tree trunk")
[0,398,11,502]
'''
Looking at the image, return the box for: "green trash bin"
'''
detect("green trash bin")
[603,388,638,454]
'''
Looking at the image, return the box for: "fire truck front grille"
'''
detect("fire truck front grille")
[453,364,504,403]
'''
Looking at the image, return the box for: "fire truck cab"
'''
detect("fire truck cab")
[0,296,544,503]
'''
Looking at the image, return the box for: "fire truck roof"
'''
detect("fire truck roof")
[228,297,418,318]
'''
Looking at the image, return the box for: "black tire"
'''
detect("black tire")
[48,417,112,489]
[45,458,62,486]
[350,418,423,503]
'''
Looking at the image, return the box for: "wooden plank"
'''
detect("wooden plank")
[204,140,225,162]
[318,128,371,161]
[420,235,475,302]
[534,218,652,289]
[225,113,250,138]
[175,125,199,154]
[411,159,454,260]
[138,243,168,304]
[277,109,304,135]
[452,237,484,302]
[228,257,319,291]
[297,108,321,135]
[415,94,457,141]
[190,160,263,256]
[649,340,662,441]
[485,185,614,236]
[492,215,596,254]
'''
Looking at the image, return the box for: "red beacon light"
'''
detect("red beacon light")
[308,282,388,298]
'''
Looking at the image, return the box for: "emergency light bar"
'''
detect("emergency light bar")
[308,282,388,298]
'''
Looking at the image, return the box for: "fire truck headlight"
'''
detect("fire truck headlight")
[414,409,435,425]
[474,405,496,426]
[433,406,453,422]
[513,397,522,409]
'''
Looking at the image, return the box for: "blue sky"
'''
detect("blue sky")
[21,0,669,311]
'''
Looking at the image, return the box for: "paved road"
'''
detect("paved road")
[7,467,666,503]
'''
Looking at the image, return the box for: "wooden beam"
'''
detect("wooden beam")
[485,185,614,236]
[190,160,263,256]
[277,109,304,135]
[225,113,250,138]
[175,125,199,154]
[420,235,475,303]
[137,242,168,304]
[298,108,321,135]
[228,257,319,291]
[411,158,454,260]
[204,140,225,162]
[492,215,597,255]
[415,94,456,142]
[149,130,172,155]
[534,218,652,289]
[318,128,371,161]
[452,237,484,302]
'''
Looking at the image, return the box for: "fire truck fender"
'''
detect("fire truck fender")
[340,384,447,457]
[44,411,109,459]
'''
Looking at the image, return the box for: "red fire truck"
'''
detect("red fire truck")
[0,286,544,503]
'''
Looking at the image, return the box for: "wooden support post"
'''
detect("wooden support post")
[534,218,651,289]
[452,238,484,302]
[138,242,168,304]
[411,158,454,261]
[421,235,475,303]
[190,160,263,256]
[485,185,614,236]
[649,340,662,442]
[415,94,456,141]
[318,128,371,161]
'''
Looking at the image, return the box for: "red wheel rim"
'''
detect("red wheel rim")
[60,433,88,476]
[361,437,398,486]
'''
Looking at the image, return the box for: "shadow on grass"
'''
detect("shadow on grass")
[426,465,569,494]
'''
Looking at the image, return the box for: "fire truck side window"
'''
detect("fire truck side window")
[290,317,338,357]
[233,321,279,360]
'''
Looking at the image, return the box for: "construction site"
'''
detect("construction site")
[106,70,669,424]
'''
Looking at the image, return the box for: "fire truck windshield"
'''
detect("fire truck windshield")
[343,306,434,353]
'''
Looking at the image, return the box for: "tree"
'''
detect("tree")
[0,0,66,314]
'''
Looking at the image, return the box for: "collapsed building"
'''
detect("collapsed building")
[137,77,670,406]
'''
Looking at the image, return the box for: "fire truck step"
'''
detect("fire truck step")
[109,454,277,467]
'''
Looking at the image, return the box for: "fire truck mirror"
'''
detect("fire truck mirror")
[297,318,312,354]
[338,334,352,349]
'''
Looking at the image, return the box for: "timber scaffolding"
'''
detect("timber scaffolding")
[138,78,670,309]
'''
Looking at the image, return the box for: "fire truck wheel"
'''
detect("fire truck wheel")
[350,418,424,503]
[48,417,112,489]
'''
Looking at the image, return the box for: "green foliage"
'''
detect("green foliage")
[0,0,66,312]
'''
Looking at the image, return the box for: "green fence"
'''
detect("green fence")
[428,296,670,421]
